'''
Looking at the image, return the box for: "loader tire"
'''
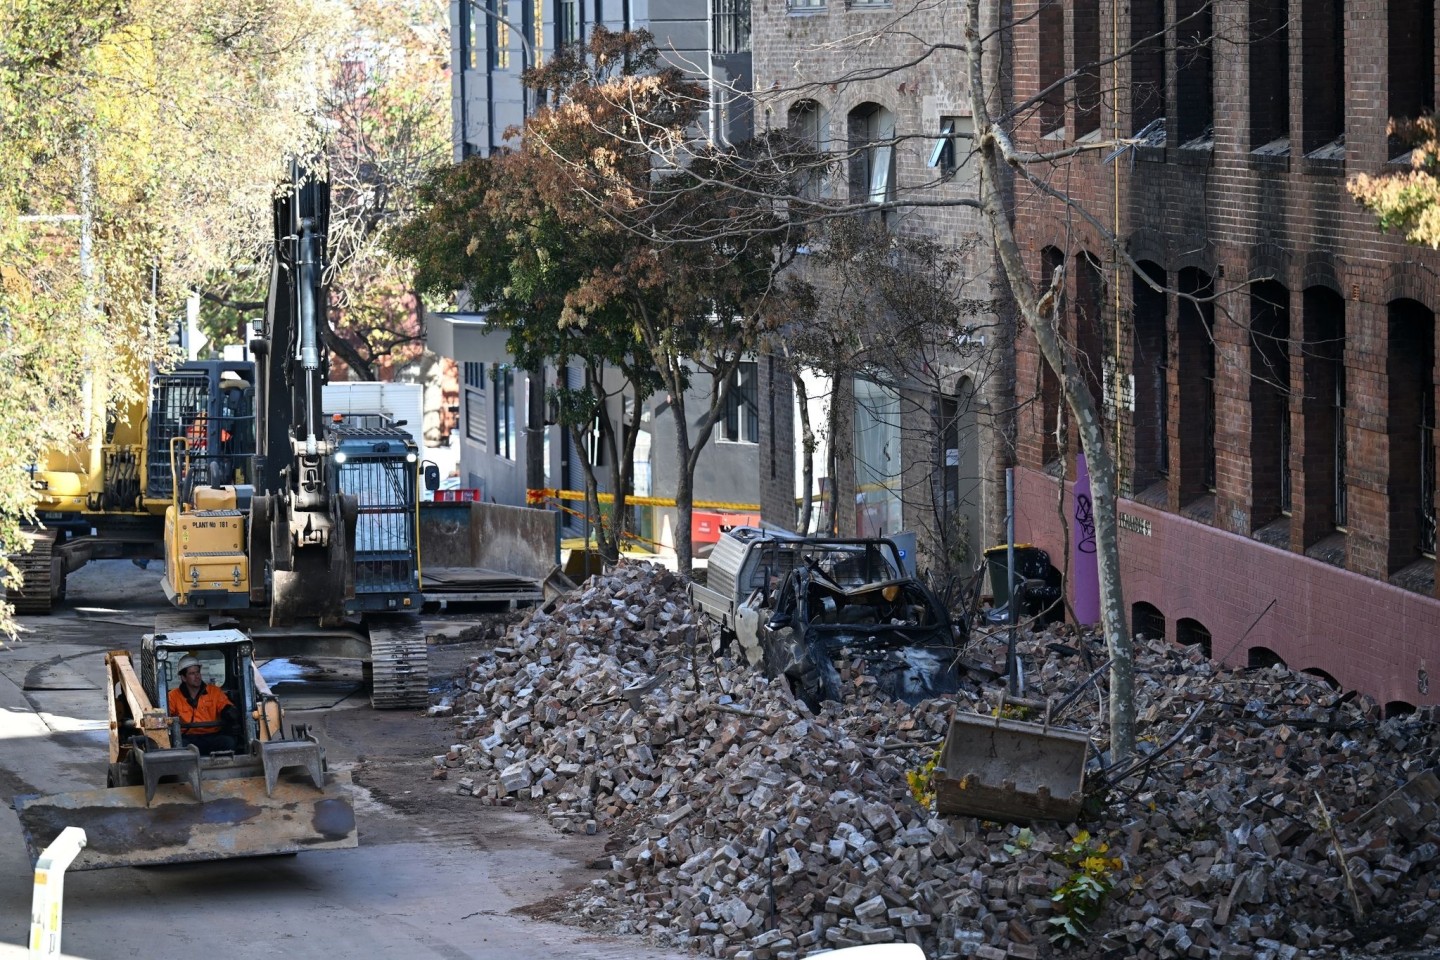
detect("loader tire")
[107,761,142,789]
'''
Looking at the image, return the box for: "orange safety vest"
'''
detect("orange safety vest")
[167,683,233,735]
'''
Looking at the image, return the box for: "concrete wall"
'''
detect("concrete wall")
[419,500,560,578]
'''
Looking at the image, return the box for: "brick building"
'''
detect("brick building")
[1006,0,1440,710]
[749,0,1009,573]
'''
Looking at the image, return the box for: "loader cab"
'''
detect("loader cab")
[146,629,260,755]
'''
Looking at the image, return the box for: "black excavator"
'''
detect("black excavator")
[157,164,428,708]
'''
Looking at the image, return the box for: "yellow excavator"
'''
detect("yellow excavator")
[156,163,428,708]
[11,627,357,870]
[12,164,429,708]
[9,358,257,614]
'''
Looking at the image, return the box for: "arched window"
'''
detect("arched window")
[1247,646,1286,669]
[1176,617,1212,658]
[1132,262,1168,495]
[847,102,896,225]
[1249,280,1291,534]
[1132,601,1166,643]
[1387,299,1436,569]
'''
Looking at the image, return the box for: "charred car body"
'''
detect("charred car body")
[690,527,964,708]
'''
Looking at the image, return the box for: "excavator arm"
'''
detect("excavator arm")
[249,163,358,626]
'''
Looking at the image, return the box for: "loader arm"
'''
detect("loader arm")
[105,650,171,764]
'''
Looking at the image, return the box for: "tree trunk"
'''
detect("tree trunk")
[794,370,815,533]
[965,0,1135,760]
[525,361,546,501]
[671,389,694,575]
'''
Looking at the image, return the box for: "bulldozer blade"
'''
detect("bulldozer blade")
[11,770,357,871]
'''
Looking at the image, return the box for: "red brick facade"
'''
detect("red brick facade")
[1009,0,1440,710]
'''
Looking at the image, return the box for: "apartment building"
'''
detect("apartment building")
[749,0,1007,573]
[1007,0,1440,710]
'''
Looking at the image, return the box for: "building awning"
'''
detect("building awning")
[427,311,514,365]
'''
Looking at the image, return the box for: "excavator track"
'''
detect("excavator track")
[367,615,429,710]
[6,531,60,615]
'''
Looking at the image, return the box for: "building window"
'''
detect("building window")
[928,116,974,180]
[1249,282,1291,528]
[464,1,481,70]
[1177,268,1215,504]
[1074,252,1105,416]
[494,364,516,460]
[847,102,895,220]
[789,100,829,201]
[1389,0,1436,133]
[557,0,580,48]
[1073,0,1101,138]
[1301,0,1344,157]
[723,362,759,443]
[1131,0,1165,134]
[464,364,487,449]
[1132,262,1168,492]
[854,377,901,538]
[1249,0,1290,153]
[1387,300,1436,567]
[1037,0,1065,136]
[525,0,543,67]
[490,0,510,70]
[1301,288,1346,543]
[714,0,750,54]
[1176,0,1213,147]
[787,0,824,8]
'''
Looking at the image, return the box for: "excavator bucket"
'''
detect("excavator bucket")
[11,770,357,871]
[934,711,1091,824]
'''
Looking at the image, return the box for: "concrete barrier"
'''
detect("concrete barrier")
[418,501,559,579]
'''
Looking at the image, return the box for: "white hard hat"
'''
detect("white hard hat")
[176,654,202,675]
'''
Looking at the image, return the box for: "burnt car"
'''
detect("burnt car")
[691,528,964,708]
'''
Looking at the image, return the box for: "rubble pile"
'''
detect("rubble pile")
[436,561,1440,960]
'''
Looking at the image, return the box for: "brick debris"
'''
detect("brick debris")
[431,561,1440,959]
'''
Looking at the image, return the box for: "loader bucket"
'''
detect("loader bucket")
[934,711,1091,824]
[12,770,357,871]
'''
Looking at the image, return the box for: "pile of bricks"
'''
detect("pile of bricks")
[435,562,1440,959]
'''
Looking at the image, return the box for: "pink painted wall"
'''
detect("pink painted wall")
[1014,467,1440,709]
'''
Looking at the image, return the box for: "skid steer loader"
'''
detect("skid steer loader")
[11,628,357,871]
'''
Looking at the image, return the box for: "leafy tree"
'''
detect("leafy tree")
[520,28,803,574]
[1349,115,1440,248]
[390,150,661,563]
[0,0,347,633]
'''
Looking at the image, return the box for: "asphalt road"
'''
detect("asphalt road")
[0,561,687,960]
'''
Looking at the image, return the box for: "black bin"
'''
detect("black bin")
[984,544,1065,627]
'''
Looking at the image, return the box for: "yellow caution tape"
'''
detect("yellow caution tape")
[528,488,759,512]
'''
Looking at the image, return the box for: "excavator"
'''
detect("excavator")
[157,163,429,708]
[8,358,257,614]
[10,164,429,707]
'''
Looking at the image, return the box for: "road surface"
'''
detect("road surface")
[0,562,686,960]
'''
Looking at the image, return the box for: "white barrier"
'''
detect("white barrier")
[29,827,86,958]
